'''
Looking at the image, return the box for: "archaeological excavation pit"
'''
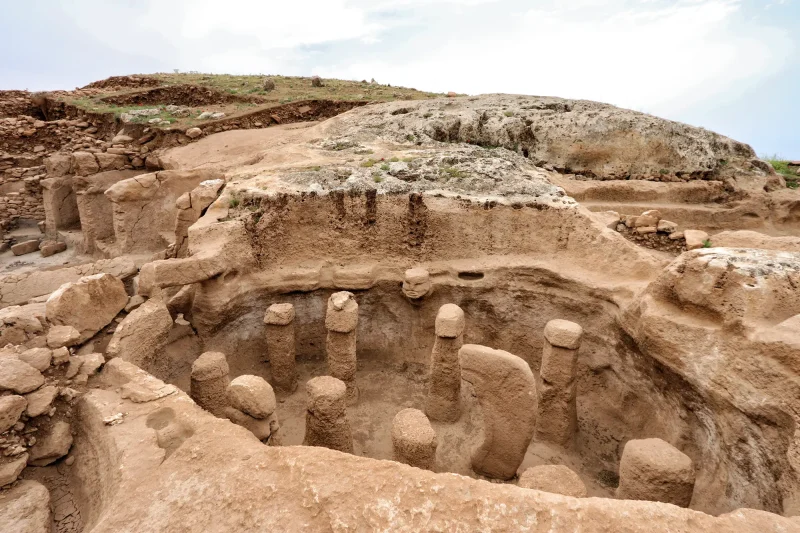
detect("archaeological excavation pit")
[1,88,799,532]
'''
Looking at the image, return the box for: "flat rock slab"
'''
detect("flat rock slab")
[11,240,40,256]
[0,480,51,532]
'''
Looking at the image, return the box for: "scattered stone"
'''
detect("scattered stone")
[518,465,587,498]
[39,241,67,257]
[0,454,29,487]
[685,229,710,250]
[124,295,146,313]
[227,375,276,419]
[0,480,52,531]
[46,273,128,342]
[65,356,83,379]
[657,220,678,233]
[47,325,81,348]
[186,127,202,139]
[311,76,323,87]
[11,239,39,256]
[616,438,695,507]
[79,352,105,376]
[103,413,124,426]
[106,298,172,368]
[18,347,52,372]
[28,420,73,466]
[24,386,58,417]
[0,357,44,394]
[0,395,27,433]
[51,347,69,365]
[391,408,438,470]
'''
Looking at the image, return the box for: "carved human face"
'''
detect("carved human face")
[402,268,431,299]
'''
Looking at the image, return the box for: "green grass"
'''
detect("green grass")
[702,239,713,248]
[440,166,467,179]
[762,155,799,189]
[380,163,390,171]
[504,111,514,117]
[360,158,378,168]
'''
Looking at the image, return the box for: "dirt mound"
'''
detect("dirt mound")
[82,75,163,90]
[100,84,262,107]
[0,91,39,119]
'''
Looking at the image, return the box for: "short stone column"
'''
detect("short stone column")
[325,292,359,404]
[392,408,438,470]
[264,303,297,393]
[425,304,465,423]
[190,352,230,417]
[303,376,353,453]
[616,438,695,507]
[535,319,583,447]
[225,374,280,445]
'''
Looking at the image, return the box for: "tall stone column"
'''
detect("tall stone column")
[303,376,353,453]
[535,319,583,447]
[425,303,465,423]
[264,303,297,393]
[325,291,359,404]
[190,351,230,417]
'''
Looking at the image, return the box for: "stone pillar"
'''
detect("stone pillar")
[616,438,695,507]
[325,291,359,404]
[425,304,464,423]
[402,267,431,299]
[459,344,536,480]
[190,352,230,417]
[264,303,297,393]
[535,319,582,447]
[225,374,280,445]
[303,376,353,453]
[391,408,438,470]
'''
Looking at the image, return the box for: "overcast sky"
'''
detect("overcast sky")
[2,0,797,157]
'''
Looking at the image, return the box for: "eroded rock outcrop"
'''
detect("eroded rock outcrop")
[46,273,128,342]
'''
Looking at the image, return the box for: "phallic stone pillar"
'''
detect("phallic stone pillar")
[616,438,695,507]
[303,376,353,453]
[535,319,583,447]
[264,303,297,393]
[459,344,536,480]
[225,374,280,445]
[391,408,438,470]
[425,304,465,423]
[402,267,432,299]
[190,352,230,417]
[325,291,359,404]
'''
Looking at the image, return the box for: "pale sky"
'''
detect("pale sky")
[2,0,797,157]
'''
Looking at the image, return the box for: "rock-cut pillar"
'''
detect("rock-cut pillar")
[190,351,230,417]
[325,291,358,404]
[425,304,464,423]
[264,303,297,393]
[535,319,582,447]
[303,376,353,453]
[459,344,536,480]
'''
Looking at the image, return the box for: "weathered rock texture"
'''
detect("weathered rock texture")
[264,303,297,393]
[459,344,537,480]
[106,297,173,368]
[0,480,52,533]
[617,438,696,507]
[425,303,465,423]
[536,319,583,446]
[303,376,353,453]
[518,465,588,498]
[391,408,438,470]
[190,352,230,417]
[46,273,128,342]
[325,291,359,404]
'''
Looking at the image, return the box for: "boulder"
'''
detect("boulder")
[39,241,67,257]
[11,240,40,256]
[106,298,173,368]
[227,375,276,419]
[0,480,51,532]
[0,395,27,433]
[0,357,44,394]
[616,438,695,507]
[0,454,28,488]
[311,76,323,87]
[45,153,72,177]
[0,304,45,345]
[28,420,73,466]
[96,152,128,171]
[684,229,709,250]
[25,385,58,417]
[47,325,81,348]
[18,347,52,372]
[186,127,203,139]
[72,151,99,176]
[46,273,128,342]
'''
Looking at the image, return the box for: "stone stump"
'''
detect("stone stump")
[535,319,582,447]
[325,292,359,404]
[190,352,230,417]
[425,304,464,422]
[264,303,297,393]
[392,408,438,470]
[303,376,353,453]
[459,344,536,480]
[616,438,695,507]
[225,374,280,445]
[518,465,587,497]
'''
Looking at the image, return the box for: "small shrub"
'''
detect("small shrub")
[228,196,240,208]
[659,169,669,175]
[380,163,390,171]
[440,166,466,179]
[504,111,514,117]
[406,134,416,142]
[702,239,713,248]
[360,159,377,168]
[373,173,383,183]
[389,157,399,162]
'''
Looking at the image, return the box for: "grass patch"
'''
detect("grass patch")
[360,158,378,168]
[440,166,467,179]
[228,195,240,208]
[372,172,383,183]
[762,155,799,189]
[380,163,390,171]
[504,111,514,117]
[702,239,713,248]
